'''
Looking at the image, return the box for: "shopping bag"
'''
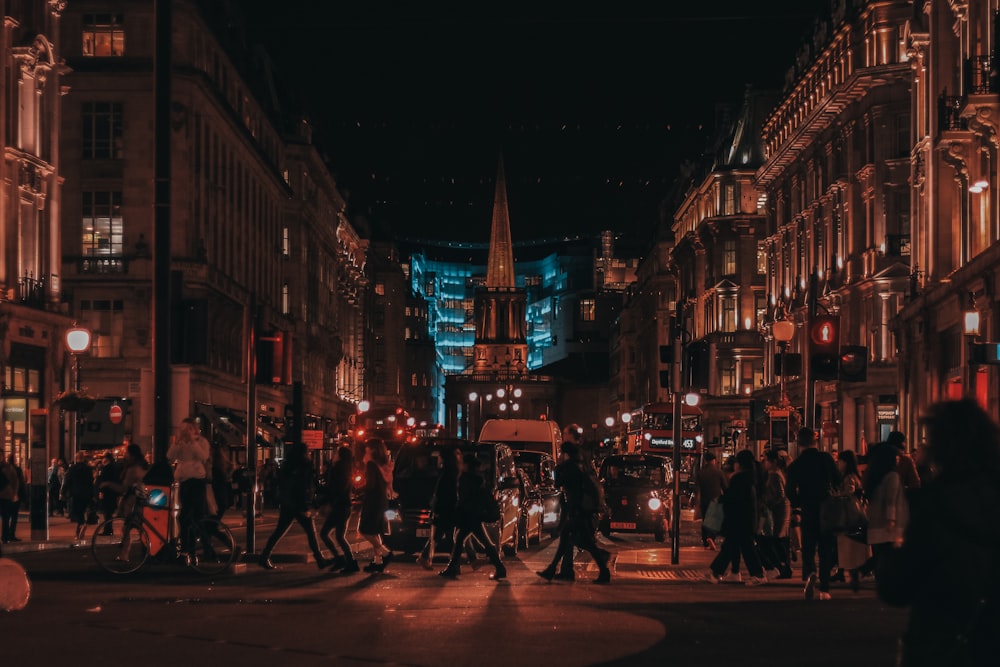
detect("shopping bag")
[703,498,724,534]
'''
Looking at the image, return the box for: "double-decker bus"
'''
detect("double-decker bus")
[626,402,704,455]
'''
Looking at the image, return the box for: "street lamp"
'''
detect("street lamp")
[772,313,795,408]
[495,385,521,417]
[965,308,982,401]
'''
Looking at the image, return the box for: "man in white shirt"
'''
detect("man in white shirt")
[167,417,210,558]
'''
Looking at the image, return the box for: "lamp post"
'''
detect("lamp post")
[964,309,982,402]
[64,326,92,456]
[495,385,521,417]
[620,411,632,452]
[772,316,796,408]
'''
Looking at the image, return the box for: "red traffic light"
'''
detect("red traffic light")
[810,315,840,353]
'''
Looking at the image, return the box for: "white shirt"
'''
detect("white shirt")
[167,435,210,482]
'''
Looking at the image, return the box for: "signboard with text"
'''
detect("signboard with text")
[302,429,324,450]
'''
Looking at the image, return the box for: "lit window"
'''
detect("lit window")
[720,359,737,395]
[721,295,737,332]
[723,240,737,275]
[580,298,596,321]
[375,283,385,296]
[281,283,289,315]
[411,373,418,387]
[82,14,125,57]
[723,184,735,215]
[82,191,123,256]
[82,102,123,159]
[282,227,290,257]
[757,242,767,274]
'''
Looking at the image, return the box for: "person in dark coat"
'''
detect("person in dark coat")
[439,453,506,580]
[258,443,331,570]
[878,399,1000,667]
[696,451,727,550]
[536,439,612,584]
[95,453,121,533]
[61,451,96,541]
[786,427,841,600]
[319,445,360,573]
[358,440,394,573]
[706,449,767,585]
[417,447,476,569]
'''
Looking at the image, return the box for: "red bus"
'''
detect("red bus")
[626,402,704,455]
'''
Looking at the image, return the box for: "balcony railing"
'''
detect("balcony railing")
[966,55,997,95]
[938,95,968,131]
[14,274,46,308]
[73,255,128,274]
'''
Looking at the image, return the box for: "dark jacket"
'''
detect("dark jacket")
[62,462,95,500]
[277,457,315,513]
[430,467,459,527]
[554,459,587,516]
[321,460,353,519]
[454,469,489,529]
[877,474,1000,666]
[720,470,758,538]
[786,447,840,513]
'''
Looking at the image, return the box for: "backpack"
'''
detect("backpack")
[579,464,605,513]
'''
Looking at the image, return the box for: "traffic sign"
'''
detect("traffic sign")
[109,404,123,425]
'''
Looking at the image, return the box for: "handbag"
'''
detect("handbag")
[758,506,775,537]
[703,498,724,534]
[821,494,866,533]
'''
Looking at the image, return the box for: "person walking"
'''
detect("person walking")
[833,449,869,592]
[0,456,20,543]
[758,449,793,579]
[536,438,611,584]
[417,447,475,570]
[167,417,211,560]
[97,444,149,517]
[319,445,360,573]
[47,458,66,516]
[209,438,234,520]
[95,453,122,533]
[863,440,908,578]
[695,451,727,550]
[258,443,331,570]
[878,399,1000,667]
[61,452,96,541]
[786,427,841,600]
[358,440,394,573]
[706,449,767,586]
[439,453,506,581]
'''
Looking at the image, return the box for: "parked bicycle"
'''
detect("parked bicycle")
[91,485,237,575]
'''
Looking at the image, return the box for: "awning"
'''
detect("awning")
[256,421,284,444]
[194,403,247,448]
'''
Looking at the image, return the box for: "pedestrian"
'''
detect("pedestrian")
[47,458,65,516]
[706,449,767,586]
[863,440,908,578]
[536,437,611,584]
[887,431,921,491]
[417,447,475,570]
[358,440,394,573]
[258,443,331,570]
[439,452,507,581]
[209,438,234,520]
[166,417,211,560]
[878,399,1000,666]
[318,445,360,573]
[60,452,96,541]
[97,444,149,518]
[833,449,869,592]
[96,453,121,529]
[758,449,793,579]
[695,451,727,550]
[786,427,841,600]
[0,455,20,543]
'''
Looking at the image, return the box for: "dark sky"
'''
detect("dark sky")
[243,1,832,244]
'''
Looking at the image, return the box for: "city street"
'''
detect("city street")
[2,514,907,666]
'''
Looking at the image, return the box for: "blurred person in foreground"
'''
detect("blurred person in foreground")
[878,399,1000,667]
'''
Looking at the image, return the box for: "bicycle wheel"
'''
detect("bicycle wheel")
[91,517,150,574]
[188,518,237,575]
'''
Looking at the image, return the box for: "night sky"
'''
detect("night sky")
[243,1,832,244]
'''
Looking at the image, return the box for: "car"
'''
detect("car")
[512,450,561,545]
[383,437,522,558]
[597,453,674,542]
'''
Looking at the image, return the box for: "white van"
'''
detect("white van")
[478,418,563,459]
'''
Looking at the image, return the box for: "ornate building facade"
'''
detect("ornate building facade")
[895,0,1000,433]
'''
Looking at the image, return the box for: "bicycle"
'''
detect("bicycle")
[91,486,238,576]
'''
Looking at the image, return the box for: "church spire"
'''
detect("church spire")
[486,154,516,288]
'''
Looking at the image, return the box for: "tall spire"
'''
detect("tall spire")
[486,154,516,288]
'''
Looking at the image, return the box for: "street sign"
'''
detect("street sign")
[302,429,324,450]
[109,404,123,425]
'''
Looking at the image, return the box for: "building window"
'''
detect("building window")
[82,102,123,159]
[82,14,125,57]
[281,283,289,315]
[723,240,737,275]
[720,295,737,332]
[723,184,735,215]
[82,191,123,256]
[282,227,290,257]
[79,299,124,357]
[411,373,418,387]
[375,283,385,296]
[580,298,596,321]
[720,359,737,395]
[757,242,767,274]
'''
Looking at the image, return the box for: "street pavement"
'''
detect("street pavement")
[1,509,908,666]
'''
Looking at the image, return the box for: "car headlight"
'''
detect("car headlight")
[647,497,662,511]
[384,509,400,521]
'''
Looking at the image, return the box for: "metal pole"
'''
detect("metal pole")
[670,302,683,565]
[245,292,257,555]
[152,0,172,462]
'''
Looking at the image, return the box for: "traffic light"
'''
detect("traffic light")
[839,345,868,382]
[686,341,710,392]
[809,315,840,381]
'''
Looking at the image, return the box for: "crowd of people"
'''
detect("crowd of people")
[693,398,999,666]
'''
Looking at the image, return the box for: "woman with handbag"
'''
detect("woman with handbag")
[319,445,360,573]
[706,449,767,586]
[833,450,869,592]
[758,449,793,579]
[358,440,394,573]
[439,453,506,581]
